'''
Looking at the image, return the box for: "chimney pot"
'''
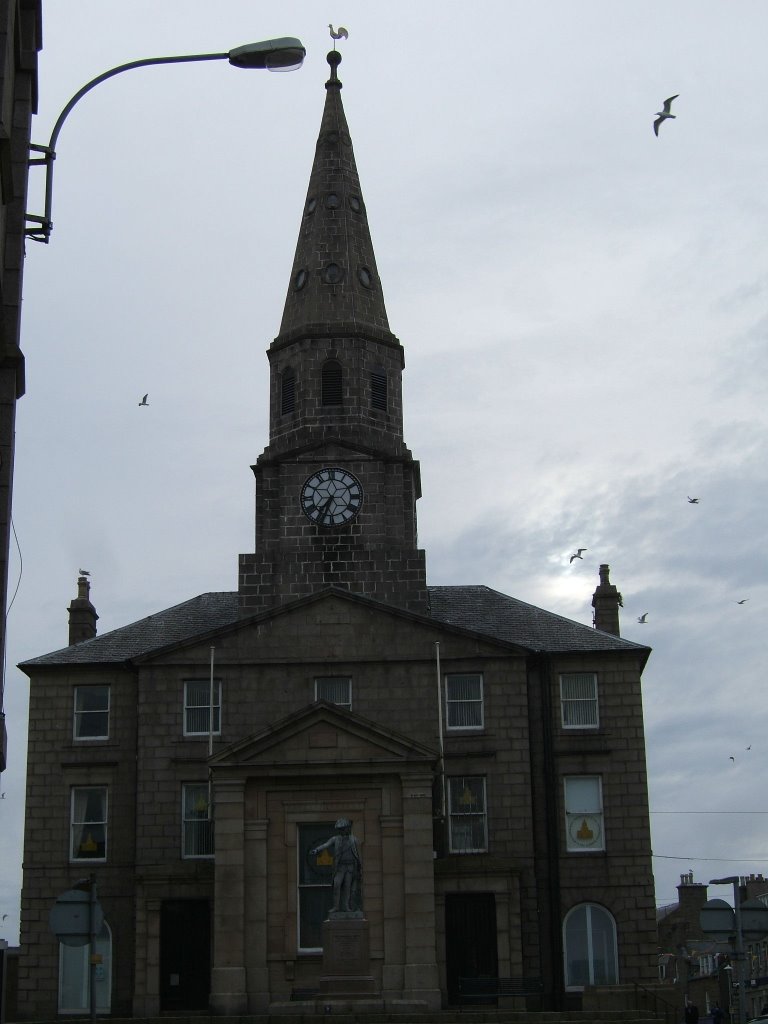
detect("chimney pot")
[592,564,623,636]
[68,574,98,645]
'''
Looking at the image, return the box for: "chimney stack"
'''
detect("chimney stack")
[592,564,623,636]
[68,574,98,645]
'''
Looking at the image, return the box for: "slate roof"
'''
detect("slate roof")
[20,584,648,670]
[428,585,647,655]
[20,592,243,669]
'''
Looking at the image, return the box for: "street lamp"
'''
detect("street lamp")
[24,36,305,243]
[708,877,747,1024]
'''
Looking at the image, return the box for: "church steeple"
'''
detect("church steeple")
[278,51,392,341]
[239,51,427,616]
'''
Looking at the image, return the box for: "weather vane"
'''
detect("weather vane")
[329,24,349,51]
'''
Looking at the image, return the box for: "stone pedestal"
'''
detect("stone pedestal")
[320,914,376,995]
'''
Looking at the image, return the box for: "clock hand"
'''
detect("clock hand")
[320,495,334,524]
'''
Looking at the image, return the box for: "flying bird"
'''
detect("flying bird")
[329,24,348,41]
[569,548,587,563]
[736,599,749,604]
[687,496,699,504]
[138,394,149,406]
[637,613,648,623]
[654,94,679,136]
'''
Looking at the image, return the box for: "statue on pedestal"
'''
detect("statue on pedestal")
[310,817,362,915]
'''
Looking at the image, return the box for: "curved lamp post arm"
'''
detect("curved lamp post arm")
[25,37,305,243]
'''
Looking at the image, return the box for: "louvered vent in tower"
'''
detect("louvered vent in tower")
[322,360,343,406]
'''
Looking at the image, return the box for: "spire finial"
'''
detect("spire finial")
[327,25,348,85]
[326,49,342,87]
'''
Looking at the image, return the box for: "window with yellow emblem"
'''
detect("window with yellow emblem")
[447,777,487,853]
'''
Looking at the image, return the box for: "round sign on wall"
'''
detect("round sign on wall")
[49,889,104,947]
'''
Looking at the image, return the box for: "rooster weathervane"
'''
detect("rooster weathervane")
[329,24,349,50]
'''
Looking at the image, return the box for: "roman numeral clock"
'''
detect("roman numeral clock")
[301,467,363,527]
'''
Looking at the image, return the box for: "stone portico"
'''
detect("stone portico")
[208,704,441,1013]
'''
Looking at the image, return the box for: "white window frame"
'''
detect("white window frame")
[445,673,484,730]
[183,679,221,737]
[315,676,352,710]
[297,822,335,952]
[73,685,110,740]
[181,783,214,859]
[564,775,604,852]
[447,776,488,854]
[70,786,108,862]
[563,903,618,989]
[560,672,599,729]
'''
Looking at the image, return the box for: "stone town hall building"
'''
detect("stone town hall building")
[17,51,657,1018]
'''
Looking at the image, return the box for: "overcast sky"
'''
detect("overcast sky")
[2,0,768,945]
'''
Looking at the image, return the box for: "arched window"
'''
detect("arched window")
[59,920,112,1013]
[322,360,343,406]
[281,367,296,415]
[563,903,618,989]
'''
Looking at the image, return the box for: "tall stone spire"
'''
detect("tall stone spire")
[278,50,392,341]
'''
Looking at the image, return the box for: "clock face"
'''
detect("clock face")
[301,467,363,526]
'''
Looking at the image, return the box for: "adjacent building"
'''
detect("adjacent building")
[0,4,41,1020]
[658,871,768,1022]
[0,0,41,774]
[16,50,658,1018]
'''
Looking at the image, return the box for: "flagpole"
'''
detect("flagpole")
[208,645,215,760]
[208,646,215,840]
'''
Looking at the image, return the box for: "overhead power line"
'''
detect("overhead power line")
[653,853,768,861]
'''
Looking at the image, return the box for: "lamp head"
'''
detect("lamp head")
[228,37,306,71]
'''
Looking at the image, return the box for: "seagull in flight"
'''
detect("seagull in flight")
[138,394,149,407]
[730,755,735,763]
[329,24,348,41]
[654,94,679,136]
[637,612,648,623]
[687,496,699,504]
[736,599,749,604]
[569,548,587,563]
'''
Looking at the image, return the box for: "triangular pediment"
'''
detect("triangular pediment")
[136,586,528,668]
[210,700,437,773]
[255,435,393,469]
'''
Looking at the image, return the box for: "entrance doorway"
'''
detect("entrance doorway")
[445,892,498,1004]
[160,899,210,1011]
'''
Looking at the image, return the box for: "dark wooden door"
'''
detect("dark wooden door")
[160,899,211,1011]
[445,892,498,1004]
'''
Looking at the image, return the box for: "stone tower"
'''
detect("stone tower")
[239,51,428,614]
